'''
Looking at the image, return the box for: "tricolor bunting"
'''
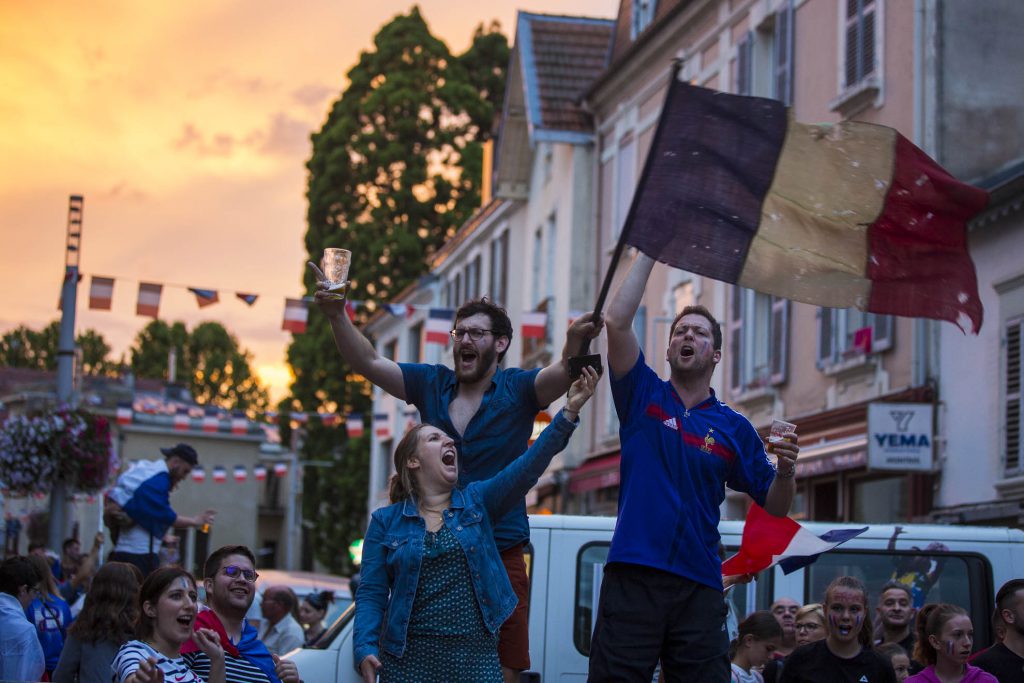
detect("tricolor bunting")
[346,413,365,438]
[521,311,547,339]
[282,298,308,334]
[425,308,454,345]
[212,466,227,484]
[373,412,392,439]
[89,277,114,310]
[624,80,990,333]
[721,503,867,577]
[136,283,163,319]
[189,288,220,308]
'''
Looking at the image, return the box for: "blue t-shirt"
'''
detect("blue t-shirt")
[400,362,542,550]
[609,351,776,589]
[25,594,73,671]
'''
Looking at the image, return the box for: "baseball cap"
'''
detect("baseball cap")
[160,443,199,466]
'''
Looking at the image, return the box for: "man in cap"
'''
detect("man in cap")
[107,442,216,577]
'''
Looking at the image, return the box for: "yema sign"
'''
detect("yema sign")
[868,403,934,471]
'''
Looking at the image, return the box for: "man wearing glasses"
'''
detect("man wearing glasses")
[0,556,45,682]
[315,291,600,683]
[183,545,300,683]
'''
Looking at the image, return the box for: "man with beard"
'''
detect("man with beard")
[973,578,1024,681]
[314,286,600,683]
[590,252,800,683]
[182,545,300,683]
[875,582,916,654]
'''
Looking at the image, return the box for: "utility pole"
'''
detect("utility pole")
[49,195,83,548]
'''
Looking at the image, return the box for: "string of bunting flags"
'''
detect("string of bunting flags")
[76,273,577,341]
[185,462,288,484]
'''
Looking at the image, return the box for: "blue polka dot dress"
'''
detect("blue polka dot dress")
[380,524,502,682]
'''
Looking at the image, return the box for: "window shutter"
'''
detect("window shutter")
[1006,319,1022,474]
[860,4,876,81]
[736,32,754,96]
[773,2,794,105]
[872,313,893,352]
[817,308,835,368]
[770,297,790,384]
[730,288,744,391]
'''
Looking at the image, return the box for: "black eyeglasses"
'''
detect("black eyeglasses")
[450,328,493,341]
[222,565,258,582]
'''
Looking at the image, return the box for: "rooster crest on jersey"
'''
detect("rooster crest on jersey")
[701,427,715,453]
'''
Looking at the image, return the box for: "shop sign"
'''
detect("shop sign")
[867,402,934,471]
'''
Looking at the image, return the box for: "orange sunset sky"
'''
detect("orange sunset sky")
[0,0,617,402]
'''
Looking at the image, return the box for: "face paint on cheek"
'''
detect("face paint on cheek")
[829,614,841,631]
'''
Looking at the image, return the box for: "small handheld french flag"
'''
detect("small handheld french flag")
[721,504,868,577]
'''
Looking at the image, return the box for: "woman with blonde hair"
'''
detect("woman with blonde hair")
[794,603,827,648]
[355,368,597,683]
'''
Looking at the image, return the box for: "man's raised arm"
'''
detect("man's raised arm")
[605,252,656,378]
[312,288,407,400]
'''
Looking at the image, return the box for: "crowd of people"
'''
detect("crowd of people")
[1,252,1023,683]
[724,577,1024,683]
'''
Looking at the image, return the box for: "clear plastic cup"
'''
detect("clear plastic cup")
[321,248,351,291]
[767,418,796,465]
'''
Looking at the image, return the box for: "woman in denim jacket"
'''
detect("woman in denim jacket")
[355,368,598,682]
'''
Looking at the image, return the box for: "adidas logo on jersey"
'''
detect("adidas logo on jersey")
[662,418,678,430]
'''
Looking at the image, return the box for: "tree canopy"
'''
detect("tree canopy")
[291,9,508,574]
[129,320,269,412]
[0,322,116,376]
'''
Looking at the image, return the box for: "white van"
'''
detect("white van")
[284,515,1024,682]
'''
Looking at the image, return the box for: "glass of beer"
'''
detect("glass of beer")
[321,248,351,296]
[768,418,796,466]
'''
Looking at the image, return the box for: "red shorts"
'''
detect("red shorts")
[498,542,531,670]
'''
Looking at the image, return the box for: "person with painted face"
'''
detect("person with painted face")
[314,270,602,683]
[111,566,225,683]
[590,252,800,682]
[779,576,897,682]
[354,368,597,683]
[906,603,996,683]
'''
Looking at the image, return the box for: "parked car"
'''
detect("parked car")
[241,569,352,638]
[284,514,1024,682]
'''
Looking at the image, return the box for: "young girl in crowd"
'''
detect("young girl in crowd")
[876,642,912,682]
[298,590,334,646]
[780,576,897,682]
[354,368,597,683]
[25,553,75,679]
[111,566,225,683]
[906,603,997,683]
[731,611,784,682]
[52,562,142,683]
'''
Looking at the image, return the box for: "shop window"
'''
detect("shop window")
[812,479,840,522]
[850,476,908,523]
[574,543,610,655]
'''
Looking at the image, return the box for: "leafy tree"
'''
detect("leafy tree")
[1,322,115,376]
[129,320,268,412]
[291,8,508,573]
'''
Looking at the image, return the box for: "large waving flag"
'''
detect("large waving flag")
[107,460,177,540]
[624,79,990,333]
[722,503,867,576]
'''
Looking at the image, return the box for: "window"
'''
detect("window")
[817,308,893,367]
[729,288,789,392]
[850,476,908,523]
[673,281,695,313]
[1006,317,1022,473]
[773,3,794,105]
[574,543,610,655]
[466,255,481,301]
[545,212,557,301]
[489,231,508,305]
[532,227,544,307]
[382,339,397,361]
[630,0,657,39]
[843,0,877,89]
[453,272,462,307]
[805,549,993,646]
[613,135,637,239]
[407,322,422,364]
[734,31,753,96]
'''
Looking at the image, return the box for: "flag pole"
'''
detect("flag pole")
[574,60,685,360]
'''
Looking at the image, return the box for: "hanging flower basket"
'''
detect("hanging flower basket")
[0,409,115,496]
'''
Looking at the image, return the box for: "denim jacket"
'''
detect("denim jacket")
[353,411,578,666]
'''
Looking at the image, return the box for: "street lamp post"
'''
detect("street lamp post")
[49,195,83,548]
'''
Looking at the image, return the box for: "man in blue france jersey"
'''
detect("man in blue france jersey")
[590,251,801,683]
[313,272,600,683]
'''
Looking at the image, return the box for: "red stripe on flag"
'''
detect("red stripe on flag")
[90,277,114,310]
[866,134,989,333]
[721,503,801,576]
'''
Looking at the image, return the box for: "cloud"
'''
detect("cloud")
[256,112,311,157]
[291,83,337,110]
[173,113,310,159]
[102,182,148,201]
[173,122,236,157]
